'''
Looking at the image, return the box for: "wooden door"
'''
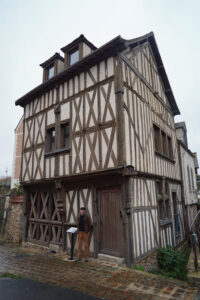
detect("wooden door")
[98,188,122,257]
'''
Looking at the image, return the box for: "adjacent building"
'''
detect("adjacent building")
[175,122,198,237]
[15,33,187,265]
[11,116,24,189]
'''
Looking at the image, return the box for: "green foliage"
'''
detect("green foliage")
[132,265,145,271]
[12,183,23,196]
[0,272,22,279]
[156,246,190,280]
[149,267,160,275]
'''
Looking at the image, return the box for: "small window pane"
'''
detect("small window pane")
[165,199,170,218]
[159,200,164,220]
[48,66,54,79]
[51,130,55,151]
[70,50,79,65]
[46,128,55,152]
[156,181,162,196]
[153,124,160,152]
[61,123,70,148]
[167,136,173,159]
[161,131,167,156]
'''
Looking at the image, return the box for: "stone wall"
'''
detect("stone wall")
[0,196,6,234]
[4,196,23,243]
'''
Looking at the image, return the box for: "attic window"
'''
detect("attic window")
[48,65,54,79]
[69,49,79,65]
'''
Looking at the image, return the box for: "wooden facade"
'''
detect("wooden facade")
[16,33,186,265]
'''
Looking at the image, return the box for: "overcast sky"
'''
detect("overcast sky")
[0,0,199,177]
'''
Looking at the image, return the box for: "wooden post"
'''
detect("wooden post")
[115,54,126,166]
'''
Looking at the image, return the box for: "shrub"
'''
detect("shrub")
[157,246,190,280]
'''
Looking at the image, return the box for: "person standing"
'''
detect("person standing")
[77,207,92,261]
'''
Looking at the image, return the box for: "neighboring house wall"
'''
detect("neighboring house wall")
[11,116,24,189]
[178,142,198,234]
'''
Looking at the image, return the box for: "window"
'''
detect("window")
[69,49,79,65]
[48,65,54,79]
[167,136,173,159]
[161,131,168,156]
[164,182,170,219]
[156,180,171,222]
[172,192,180,237]
[153,124,161,152]
[153,124,173,160]
[191,168,194,190]
[187,166,191,191]
[46,128,55,152]
[60,123,70,149]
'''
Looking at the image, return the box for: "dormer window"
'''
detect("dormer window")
[69,49,79,66]
[40,53,64,83]
[61,35,97,68]
[48,65,55,79]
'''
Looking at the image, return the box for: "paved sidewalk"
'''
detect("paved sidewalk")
[0,242,199,300]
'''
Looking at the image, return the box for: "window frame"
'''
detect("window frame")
[172,191,181,237]
[156,180,172,225]
[153,123,174,162]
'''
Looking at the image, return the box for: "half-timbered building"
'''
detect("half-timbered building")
[15,33,186,265]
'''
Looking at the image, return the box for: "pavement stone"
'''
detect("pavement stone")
[0,242,199,300]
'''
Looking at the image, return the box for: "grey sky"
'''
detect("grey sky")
[0,0,199,176]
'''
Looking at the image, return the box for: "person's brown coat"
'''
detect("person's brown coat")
[77,214,92,233]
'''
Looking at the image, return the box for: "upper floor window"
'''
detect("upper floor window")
[156,180,171,223]
[60,123,70,149]
[46,127,55,152]
[172,191,180,237]
[69,49,79,65]
[48,65,54,79]
[153,124,173,161]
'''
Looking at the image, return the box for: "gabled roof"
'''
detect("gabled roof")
[15,35,125,107]
[15,32,180,116]
[40,52,64,68]
[125,32,180,115]
[61,34,97,53]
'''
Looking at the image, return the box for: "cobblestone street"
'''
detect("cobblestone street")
[0,242,199,300]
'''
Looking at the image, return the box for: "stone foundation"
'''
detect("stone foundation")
[4,195,23,243]
[137,251,158,271]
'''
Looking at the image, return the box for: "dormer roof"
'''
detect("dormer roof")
[15,33,180,117]
[61,34,97,53]
[40,52,64,68]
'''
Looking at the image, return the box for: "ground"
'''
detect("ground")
[0,242,199,300]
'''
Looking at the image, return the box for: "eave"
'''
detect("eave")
[40,52,64,68]
[15,36,126,107]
